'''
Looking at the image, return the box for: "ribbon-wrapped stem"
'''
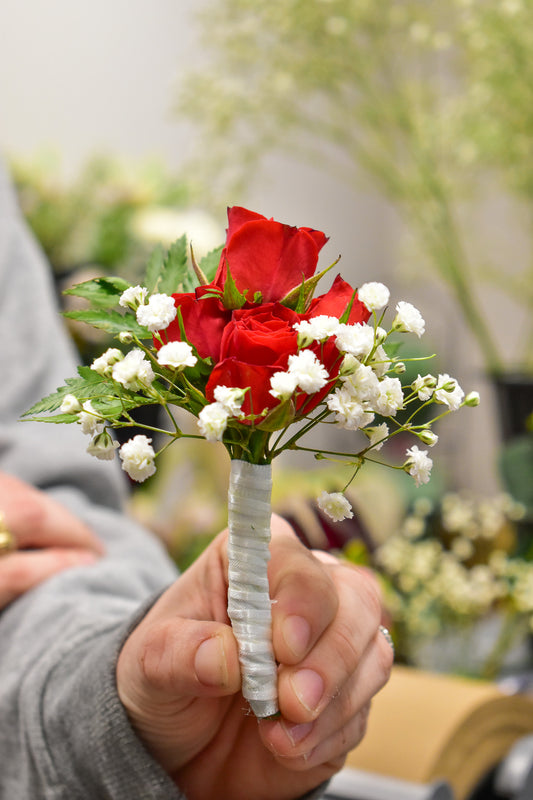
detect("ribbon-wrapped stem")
[227,458,278,718]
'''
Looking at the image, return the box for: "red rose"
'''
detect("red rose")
[214,206,328,304]
[206,303,300,418]
[305,274,371,326]
[159,293,230,362]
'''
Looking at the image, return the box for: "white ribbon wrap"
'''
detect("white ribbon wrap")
[227,459,278,718]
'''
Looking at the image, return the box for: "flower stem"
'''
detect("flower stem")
[226,459,278,718]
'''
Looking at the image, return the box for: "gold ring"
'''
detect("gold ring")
[0,511,16,555]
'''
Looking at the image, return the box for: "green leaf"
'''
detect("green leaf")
[280,259,339,311]
[198,244,223,282]
[221,262,247,309]
[256,399,296,432]
[162,236,189,294]
[144,244,165,294]
[63,309,151,338]
[63,276,132,309]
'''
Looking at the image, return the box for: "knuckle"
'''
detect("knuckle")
[138,621,176,692]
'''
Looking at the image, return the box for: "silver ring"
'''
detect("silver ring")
[379,625,394,656]
[0,511,16,556]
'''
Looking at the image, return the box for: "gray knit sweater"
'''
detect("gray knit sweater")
[0,161,327,800]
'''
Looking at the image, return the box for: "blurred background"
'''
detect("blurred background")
[1,0,532,687]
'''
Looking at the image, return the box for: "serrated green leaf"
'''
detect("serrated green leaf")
[144,244,165,294]
[24,413,79,425]
[63,309,151,337]
[160,236,190,295]
[63,276,132,309]
[198,244,223,283]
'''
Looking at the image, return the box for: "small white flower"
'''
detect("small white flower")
[119,285,148,310]
[91,347,124,377]
[213,385,246,416]
[287,349,329,393]
[294,316,341,345]
[317,491,354,522]
[374,376,404,416]
[112,349,155,391]
[341,362,380,404]
[335,323,375,359]
[358,282,390,312]
[364,422,389,450]
[405,445,433,487]
[339,353,360,377]
[434,373,464,410]
[86,430,119,461]
[418,429,439,446]
[393,301,426,337]
[198,402,230,441]
[119,435,156,482]
[78,400,104,436]
[367,344,392,377]
[326,386,374,430]
[412,374,436,402]
[157,341,197,370]
[270,371,299,400]
[136,293,177,332]
[60,393,81,414]
[464,391,481,407]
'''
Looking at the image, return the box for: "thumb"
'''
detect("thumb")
[121,617,242,702]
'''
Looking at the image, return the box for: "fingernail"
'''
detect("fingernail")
[290,669,324,713]
[282,615,311,659]
[194,636,228,687]
[282,720,314,746]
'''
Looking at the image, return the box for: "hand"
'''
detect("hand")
[0,471,104,608]
[117,515,393,800]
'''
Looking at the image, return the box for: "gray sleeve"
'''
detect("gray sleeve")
[0,160,184,798]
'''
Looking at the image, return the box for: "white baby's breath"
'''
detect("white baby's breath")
[335,322,375,359]
[136,293,177,332]
[91,347,124,377]
[358,282,390,312]
[392,301,426,337]
[435,373,464,410]
[374,376,404,416]
[214,385,246,416]
[119,435,156,482]
[119,285,148,310]
[294,316,340,345]
[326,386,374,430]
[270,371,299,400]
[87,431,119,461]
[412,374,436,401]
[157,341,197,370]
[317,491,354,522]
[405,445,433,487]
[60,393,81,414]
[78,400,104,436]
[287,349,329,393]
[364,422,390,450]
[112,349,155,391]
[198,402,230,441]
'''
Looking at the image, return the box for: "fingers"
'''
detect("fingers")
[0,547,100,607]
[261,627,393,765]
[118,615,242,703]
[0,471,104,554]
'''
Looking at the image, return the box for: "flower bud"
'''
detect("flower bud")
[417,428,439,446]
[464,391,481,407]
[393,361,406,374]
[119,331,134,344]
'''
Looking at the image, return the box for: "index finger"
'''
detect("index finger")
[0,472,104,554]
[268,521,339,666]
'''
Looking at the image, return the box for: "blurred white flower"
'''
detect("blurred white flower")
[119,435,156,482]
[317,491,353,522]
[136,293,177,332]
[157,341,197,370]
